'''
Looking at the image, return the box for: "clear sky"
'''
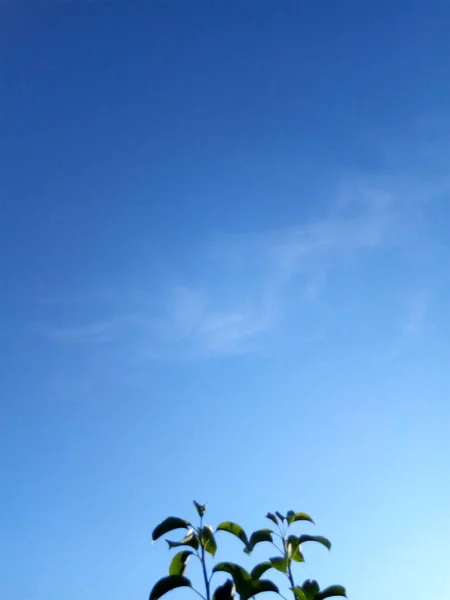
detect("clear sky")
[2,2,450,600]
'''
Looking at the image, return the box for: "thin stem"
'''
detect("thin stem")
[191,588,207,600]
[272,542,285,554]
[199,516,211,600]
[280,526,297,600]
[201,548,210,600]
[287,564,295,587]
[276,522,285,538]
[287,563,297,600]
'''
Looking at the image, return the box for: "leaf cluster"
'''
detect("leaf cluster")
[149,503,347,600]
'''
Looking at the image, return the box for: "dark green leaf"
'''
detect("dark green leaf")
[216,522,250,550]
[275,511,286,522]
[169,551,192,576]
[193,501,207,517]
[245,529,273,554]
[269,556,289,573]
[302,580,320,600]
[213,580,236,600]
[288,512,315,526]
[213,562,251,582]
[201,525,217,557]
[166,529,199,550]
[316,586,347,599]
[298,535,331,551]
[212,562,251,594]
[250,562,273,580]
[149,575,191,600]
[266,513,278,525]
[241,580,279,600]
[291,588,307,600]
[152,517,190,542]
[213,563,278,600]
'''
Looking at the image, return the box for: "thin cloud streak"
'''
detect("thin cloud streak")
[36,145,450,359]
[37,185,399,358]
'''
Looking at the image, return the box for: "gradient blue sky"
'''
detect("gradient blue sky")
[2,2,450,600]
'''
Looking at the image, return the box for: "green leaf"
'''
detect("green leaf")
[216,522,250,550]
[212,562,251,594]
[301,580,320,600]
[250,562,273,580]
[275,511,286,522]
[213,562,251,581]
[286,535,304,562]
[152,517,190,542]
[193,501,207,517]
[241,580,279,600]
[201,525,217,557]
[169,551,192,576]
[166,529,199,550]
[287,512,315,525]
[245,529,273,554]
[291,547,305,563]
[266,513,278,525]
[287,534,300,548]
[298,535,331,551]
[149,575,191,600]
[213,564,278,600]
[316,586,347,599]
[269,556,289,573]
[291,588,307,600]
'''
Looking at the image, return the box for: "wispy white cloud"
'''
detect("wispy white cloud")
[38,182,403,358]
[37,113,450,360]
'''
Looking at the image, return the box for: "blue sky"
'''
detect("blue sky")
[2,1,450,599]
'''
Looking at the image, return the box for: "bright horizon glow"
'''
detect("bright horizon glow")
[2,3,450,600]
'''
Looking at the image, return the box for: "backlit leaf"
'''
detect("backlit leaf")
[270,556,289,573]
[286,535,304,562]
[201,525,217,557]
[291,588,307,600]
[291,547,305,563]
[286,510,295,523]
[288,513,315,526]
[169,551,192,576]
